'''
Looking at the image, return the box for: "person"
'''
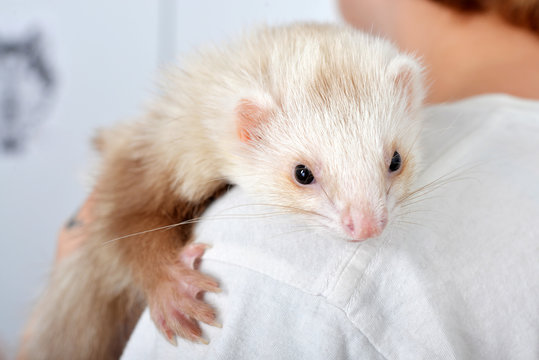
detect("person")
[339,0,539,103]
[52,0,539,358]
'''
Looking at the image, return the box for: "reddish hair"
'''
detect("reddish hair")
[432,0,539,33]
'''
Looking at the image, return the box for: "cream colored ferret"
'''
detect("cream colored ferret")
[21,23,424,360]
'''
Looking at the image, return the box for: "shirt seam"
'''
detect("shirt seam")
[204,257,390,360]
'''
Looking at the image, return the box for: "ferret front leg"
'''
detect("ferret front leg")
[148,242,220,344]
[109,192,225,346]
[95,120,228,346]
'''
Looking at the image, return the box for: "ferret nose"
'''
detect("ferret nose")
[341,206,387,241]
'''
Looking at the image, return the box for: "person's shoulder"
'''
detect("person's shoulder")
[424,94,539,129]
[121,188,388,360]
[420,94,539,169]
[194,187,369,300]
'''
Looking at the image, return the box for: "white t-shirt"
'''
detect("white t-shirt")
[121,95,539,360]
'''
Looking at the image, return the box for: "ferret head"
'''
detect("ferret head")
[231,30,425,242]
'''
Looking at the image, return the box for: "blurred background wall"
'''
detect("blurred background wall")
[0,0,339,356]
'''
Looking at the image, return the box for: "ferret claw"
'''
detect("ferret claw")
[209,321,222,328]
[165,332,178,347]
[148,243,221,344]
[197,336,210,345]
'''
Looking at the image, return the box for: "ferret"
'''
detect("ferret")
[20,23,424,360]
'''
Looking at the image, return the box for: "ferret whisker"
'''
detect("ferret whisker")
[392,219,429,230]
[182,211,298,223]
[386,182,393,196]
[402,129,423,163]
[102,206,329,246]
[397,208,439,216]
[102,222,192,246]
[399,195,441,208]
[398,165,476,205]
[318,183,334,207]
[215,202,330,221]
[102,211,293,246]
[394,219,423,226]
[272,204,330,220]
[267,225,327,241]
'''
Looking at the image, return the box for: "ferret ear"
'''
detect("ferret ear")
[388,55,425,114]
[235,94,276,143]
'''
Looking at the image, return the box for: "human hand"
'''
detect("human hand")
[18,193,96,359]
[55,193,95,262]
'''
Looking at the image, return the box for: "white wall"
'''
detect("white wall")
[174,1,339,57]
[0,0,340,357]
[0,1,161,356]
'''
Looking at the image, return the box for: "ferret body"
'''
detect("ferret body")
[21,23,424,359]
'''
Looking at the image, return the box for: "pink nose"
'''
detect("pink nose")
[341,207,387,241]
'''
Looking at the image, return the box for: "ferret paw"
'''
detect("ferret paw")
[148,243,220,345]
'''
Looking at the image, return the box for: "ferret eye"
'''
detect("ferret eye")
[294,164,315,185]
[389,151,401,172]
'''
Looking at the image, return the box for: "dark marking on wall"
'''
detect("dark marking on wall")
[0,29,56,154]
